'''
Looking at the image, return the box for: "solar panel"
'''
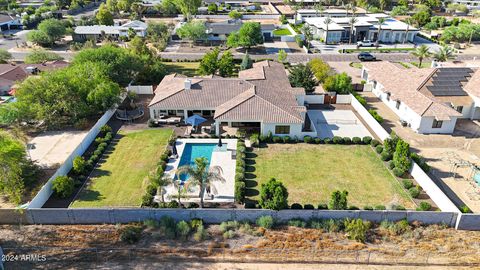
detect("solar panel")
[426,86,468,96]
[426,67,474,96]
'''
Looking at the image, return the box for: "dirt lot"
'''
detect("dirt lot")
[1,223,480,269]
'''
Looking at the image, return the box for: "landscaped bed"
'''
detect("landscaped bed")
[246,143,414,208]
[71,128,173,208]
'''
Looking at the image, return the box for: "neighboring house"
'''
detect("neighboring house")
[73,20,148,42]
[296,7,367,20]
[149,61,316,138]
[304,13,418,44]
[0,61,69,95]
[362,62,480,134]
[0,14,22,31]
[451,0,480,9]
[205,20,276,41]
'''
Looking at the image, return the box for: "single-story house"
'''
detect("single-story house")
[73,20,147,42]
[304,13,418,44]
[205,20,276,41]
[148,61,316,138]
[362,62,480,134]
[0,14,22,31]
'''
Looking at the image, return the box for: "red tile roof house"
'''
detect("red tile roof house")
[361,62,480,134]
[148,61,317,138]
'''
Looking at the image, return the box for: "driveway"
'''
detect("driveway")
[308,109,371,138]
[361,91,480,212]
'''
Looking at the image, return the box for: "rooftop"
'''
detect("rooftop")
[74,20,147,35]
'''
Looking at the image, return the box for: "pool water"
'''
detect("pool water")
[177,143,227,181]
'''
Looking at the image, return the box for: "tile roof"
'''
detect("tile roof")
[464,69,480,98]
[149,61,305,124]
[0,61,68,87]
[363,62,462,120]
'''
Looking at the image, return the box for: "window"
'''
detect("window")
[386,92,391,101]
[432,119,443,128]
[275,125,290,134]
[456,106,464,113]
[395,100,401,109]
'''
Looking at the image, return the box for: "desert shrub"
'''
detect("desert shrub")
[176,221,191,240]
[387,161,395,170]
[392,167,405,177]
[402,179,414,189]
[290,203,303,209]
[409,187,420,198]
[190,219,203,229]
[52,176,75,198]
[194,224,207,241]
[343,137,351,145]
[272,136,281,143]
[363,206,373,210]
[309,218,343,232]
[219,221,240,233]
[380,150,392,161]
[370,139,380,147]
[303,136,313,143]
[159,216,176,239]
[380,219,410,235]
[362,136,372,144]
[344,218,371,243]
[314,138,322,144]
[352,137,361,144]
[348,205,360,210]
[259,178,289,210]
[282,136,290,143]
[374,205,386,210]
[288,219,307,227]
[187,202,199,208]
[304,204,314,209]
[144,219,160,228]
[417,202,432,211]
[72,156,86,175]
[317,203,328,209]
[328,190,348,210]
[332,136,343,144]
[375,145,384,154]
[223,230,235,239]
[119,225,143,244]
[235,181,246,203]
[256,215,275,229]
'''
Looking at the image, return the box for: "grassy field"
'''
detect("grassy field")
[71,129,173,208]
[247,144,414,208]
[164,62,200,77]
[273,28,292,36]
[343,48,415,53]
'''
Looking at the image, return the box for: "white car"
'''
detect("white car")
[357,40,375,47]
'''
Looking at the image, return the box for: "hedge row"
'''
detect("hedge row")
[259,134,374,146]
[235,140,247,203]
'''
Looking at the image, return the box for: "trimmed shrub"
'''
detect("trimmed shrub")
[303,136,313,143]
[368,109,384,123]
[352,137,361,144]
[104,132,113,142]
[375,145,384,154]
[392,167,405,177]
[89,154,99,163]
[236,159,245,168]
[141,193,153,207]
[282,136,290,143]
[256,215,275,229]
[94,137,105,145]
[235,173,245,182]
[235,181,246,203]
[391,205,406,210]
[362,136,372,144]
[52,176,75,198]
[176,221,191,240]
[119,225,143,244]
[348,205,360,210]
[343,137,352,145]
[332,136,343,144]
[259,134,267,142]
[304,204,315,209]
[328,190,348,210]
[290,203,303,209]
[393,140,411,173]
[187,202,199,208]
[314,138,322,144]
[363,206,373,210]
[409,187,420,198]
[387,161,395,170]
[402,179,414,189]
[259,178,289,210]
[380,151,393,161]
[324,138,332,144]
[236,166,245,174]
[94,149,102,157]
[416,202,432,211]
[370,139,380,147]
[272,136,281,143]
[374,205,386,210]
[73,156,86,175]
[100,124,112,135]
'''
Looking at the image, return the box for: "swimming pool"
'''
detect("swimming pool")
[177,143,227,181]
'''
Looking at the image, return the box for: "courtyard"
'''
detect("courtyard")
[71,128,173,208]
[246,143,414,208]
[308,109,372,139]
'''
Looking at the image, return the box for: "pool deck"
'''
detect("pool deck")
[162,138,237,203]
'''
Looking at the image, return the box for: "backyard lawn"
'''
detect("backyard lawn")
[247,144,414,208]
[164,62,200,77]
[273,28,292,36]
[71,129,173,208]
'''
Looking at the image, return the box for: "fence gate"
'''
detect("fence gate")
[324,94,337,105]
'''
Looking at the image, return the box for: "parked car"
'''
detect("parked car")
[358,52,376,61]
[357,40,375,47]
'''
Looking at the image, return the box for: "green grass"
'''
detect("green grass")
[71,129,173,208]
[273,28,292,36]
[246,144,414,208]
[164,62,200,77]
[289,23,303,34]
[349,62,363,69]
[343,48,415,53]
[398,62,412,69]
[410,61,431,68]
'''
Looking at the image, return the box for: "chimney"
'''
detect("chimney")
[184,79,192,90]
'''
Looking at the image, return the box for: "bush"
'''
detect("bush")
[158,216,176,239]
[375,145,384,154]
[290,203,303,209]
[72,156,87,175]
[89,154,99,163]
[256,215,275,229]
[94,137,105,145]
[144,219,160,228]
[352,137,361,144]
[141,193,153,207]
[392,167,405,177]
[236,159,245,168]
[332,136,343,144]
[409,187,420,198]
[344,218,371,243]
[374,205,386,210]
[362,136,372,144]
[187,202,199,208]
[317,203,328,210]
[370,139,380,147]
[235,173,245,182]
[348,205,360,210]
[236,166,245,174]
[234,181,246,203]
[194,224,207,241]
[52,176,75,198]
[259,178,289,210]
[363,206,373,210]
[100,124,112,135]
[402,179,414,189]
[416,202,431,211]
[328,190,348,210]
[272,136,281,143]
[245,201,257,208]
[168,200,181,208]
[119,225,143,244]
[282,136,290,143]
[303,136,313,143]
[324,138,332,144]
[94,149,102,157]
[97,144,105,153]
[223,230,235,239]
[411,152,430,173]
[368,109,384,123]
[393,140,411,173]
[380,151,392,161]
[104,132,113,142]
[176,220,191,240]
[387,161,395,170]
[304,204,314,209]
[288,219,307,227]
[391,205,406,210]
[460,205,471,213]
[146,184,157,196]
[314,138,322,144]
[343,137,351,145]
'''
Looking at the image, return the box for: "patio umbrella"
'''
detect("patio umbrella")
[185,114,207,127]
[217,137,223,147]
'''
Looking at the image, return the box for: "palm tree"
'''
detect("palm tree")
[324,16,333,44]
[148,169,172,203]
[411,44,431,67]
[349,16,358,44]
[176,157,226,208]
[403,18,413,44]
[301,24,313,49]
[172,179,187,205]
[434,46,455,62]
[314,3,324,16]
[376,17,386,47]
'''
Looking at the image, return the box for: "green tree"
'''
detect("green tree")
[218,51,235,77]
[301,24,313,49]
[434,45,455,62]
[198,48,219,75]
[155,0,178,15]
[309,58,333,83]
[0,49,11,63]
[393,140,411,174]
[323,16,333,44]
[323,72,353,94]
[207,2,217,14]
[128,36,152,57]
[0,131,26,204]
[24,49,63,64]
[172,0,202,20]
[52,176,75,198]
[288,64,317,93]
[328,190,348,210]
[226,22,263,49]
[176,157,226,208]
[96,3,114,25]
[349,16,358,44]
[240,52,253,70]
[411,44,431,67]
[27,18,66,47]
[259,178,288,210]
[391,5,409,16]
[176,20,207,44]
[228,10,242,19]
[412,8,431,27]
[146,22,170,51]
[148,169,172,203]
[277,49,287,63]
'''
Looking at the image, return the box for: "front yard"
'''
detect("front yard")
[71,129,173,208]
[164,62,200,77]
[246,144,414,208]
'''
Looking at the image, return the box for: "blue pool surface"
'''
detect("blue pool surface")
[177,143,226,181]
